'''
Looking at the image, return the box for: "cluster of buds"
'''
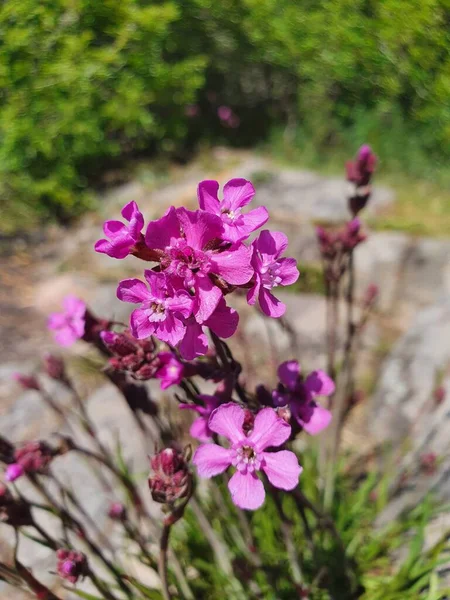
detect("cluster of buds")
[346,144,377,216]
[0,484,33,527]
[56,549,88,584]
[148,447,192,505]
[5,441,56,482]
[316,219,366,284]
[101,330,184,389]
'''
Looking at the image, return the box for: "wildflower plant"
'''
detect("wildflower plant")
[2,157,449,600]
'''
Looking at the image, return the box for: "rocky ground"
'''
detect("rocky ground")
[1,148,450,598]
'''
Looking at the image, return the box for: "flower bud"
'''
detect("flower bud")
[43,353,66,381]
[56,549,88,584]
[148,448,192,504]
[434,386,446,405]
[108,502,127,521]
[5,463,24,482]
[13,373,40,391]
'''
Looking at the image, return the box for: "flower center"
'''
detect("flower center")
[232,442,261,474]
[161,240,211,286]
[260,261,282,290]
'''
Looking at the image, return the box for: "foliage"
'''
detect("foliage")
[2,0,450,229]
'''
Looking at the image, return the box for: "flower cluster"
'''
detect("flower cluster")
[5,441,55,482]
[100,330,183,389]
[148,447,192,504]
[95,179,299,358]
[56,549,88,584]
[193,403,302,510]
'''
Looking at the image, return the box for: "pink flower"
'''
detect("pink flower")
[117,270,193,345]
[145,206,253,323]
[47,296,86,347]
[95,201,144,259]
[247,230,299,317]
[193,403,302,510]
[155,352,184,389]
[273,361,333,435]
[5,463,24,482]
[197,179,268,243]
[108,502,127,521]
[180,395,222,442]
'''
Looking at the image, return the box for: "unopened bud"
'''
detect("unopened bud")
[43,353,66,381]
[13,373,40,391]
[148,447,192,504]
[56,549,88,584]
[108,502,127,521]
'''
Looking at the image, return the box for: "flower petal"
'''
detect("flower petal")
[205,299,239,339]
[208,403,245,444]
[277,360,300,390]
[145,206,180,250]
[177,207,223,250]
[297,403,332,435]
[129,308,156,339]
[211,244,253,285]
[193,444,232,477]
[262,450,302,490]
[103,220,127,237]
[190,417,212,442]
[194,275,222,323]
[223,179,255,210]
[248,407,291,451]
[117,279,150,303]
[156,313,186,346]
[197,180,221,213]
[255,230,289,261]
[304,370,335,398]
[167,292,193,319]
[178,321,208,360]
[277,257,300,286]
[259,288,286,318]
[228,471,265,510]
[121,201,144,239]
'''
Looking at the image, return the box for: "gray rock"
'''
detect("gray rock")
[254,169,394,223]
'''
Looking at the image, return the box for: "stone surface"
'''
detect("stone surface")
[254,168,394,223]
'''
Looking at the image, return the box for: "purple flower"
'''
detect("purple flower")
[197,179,269,243]
[47,296,86,347]
[247,230,299,317]
[193,404,302,510]
[95,201,144,259]
[117,271,193,346]
[145,206,253,323]
[5,463,24,482]
[273,361,334,435]
[155,352,184,389]
[180,395,222,442]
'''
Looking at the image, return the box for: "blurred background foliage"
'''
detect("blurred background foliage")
[1,0,450,231]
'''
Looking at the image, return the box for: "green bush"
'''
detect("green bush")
[0,0,206,229]
[1,0,450,230]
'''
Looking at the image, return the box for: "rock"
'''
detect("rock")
[254,169,394,224]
